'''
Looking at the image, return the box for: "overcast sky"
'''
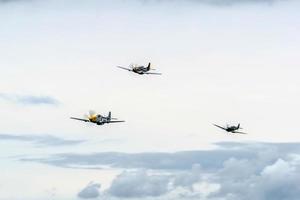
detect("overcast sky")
[0,0,300,199]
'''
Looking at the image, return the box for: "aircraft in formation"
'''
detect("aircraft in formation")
[70,111,125,125]
[71,62,247,134]
[213,123,247,134]
[117,62,162,75]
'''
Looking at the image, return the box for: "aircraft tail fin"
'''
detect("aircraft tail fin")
[147,62,151,71]
[237,123,240,129]
[108,111,111,120]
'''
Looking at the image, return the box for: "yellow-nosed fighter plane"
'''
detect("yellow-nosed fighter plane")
[71,110,125,125]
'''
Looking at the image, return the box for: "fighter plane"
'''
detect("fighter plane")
[70,111,125,125]
[117,62,162,75]
[213,123,247,134]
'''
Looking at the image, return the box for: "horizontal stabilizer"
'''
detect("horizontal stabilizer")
[144,72,162,75]
[109,120,125,123]
[233,131,247,134]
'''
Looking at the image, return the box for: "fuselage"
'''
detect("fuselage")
[226,126,239,132]
[132,66,148,74]
[89,115,110,125]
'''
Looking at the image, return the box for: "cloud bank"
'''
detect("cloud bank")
[22,142,295,170]
[23,142,300,199]
[0,0,289,6]
[101,156,300,200]
[144,0,286,5]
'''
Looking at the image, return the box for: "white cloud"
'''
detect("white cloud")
[261,158,293,177]
[78,182,101,199]
[173,164,202,188]
[0,93,60,106]
[108,170,171,198]
[0,134,84,147]
[212,157,300,200]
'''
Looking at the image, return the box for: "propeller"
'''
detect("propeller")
[89,110,96,116]
[83,110,97,120]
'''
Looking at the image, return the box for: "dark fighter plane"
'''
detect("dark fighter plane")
[213,123,247,134]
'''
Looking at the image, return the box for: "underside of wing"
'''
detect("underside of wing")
[70,117,90,122]
[213,124,227,130]
[109,120,125,123]
[233,131,247,134]
[144,72,162,75]
[117,66,132,71]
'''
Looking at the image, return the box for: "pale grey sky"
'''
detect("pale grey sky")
[0,0,300,199]
[0,0,300,150]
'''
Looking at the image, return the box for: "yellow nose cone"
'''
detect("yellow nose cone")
[89,115,97,122]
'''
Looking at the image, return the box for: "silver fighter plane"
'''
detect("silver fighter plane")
[117,62,162,75]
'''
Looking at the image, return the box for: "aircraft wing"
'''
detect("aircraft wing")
[144,72,162,75]
[233,131,247,134]
[213,124,227,130]
[109,120,125,123]
[70,117,90,122]
[117,66,132,71]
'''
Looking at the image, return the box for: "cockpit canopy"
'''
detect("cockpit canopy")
[130,63,141,69]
